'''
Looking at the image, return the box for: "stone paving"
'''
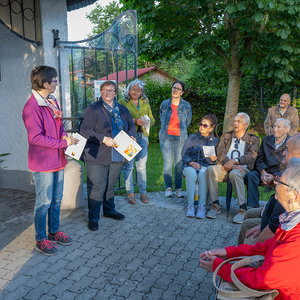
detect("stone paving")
[0,188,246,300]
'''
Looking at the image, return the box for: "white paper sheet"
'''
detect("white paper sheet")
[65,133,87,160]
[202,146,216,157]
[141,115,150,134]
[114,130,142,162]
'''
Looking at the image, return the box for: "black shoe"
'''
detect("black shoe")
[103,212,125,221]
[88,221,98,231]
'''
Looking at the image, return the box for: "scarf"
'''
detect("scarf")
[45,96,63,120]
[279,209,300,225]
[100,97,124,131]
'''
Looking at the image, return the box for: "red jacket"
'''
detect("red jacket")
[213,223,300,300]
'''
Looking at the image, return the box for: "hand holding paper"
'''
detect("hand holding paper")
[65,133,87,160]
[141,115,150,134]
[114,130,141,161]
[203,146,216,157]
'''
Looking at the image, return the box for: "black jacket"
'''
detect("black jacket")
[255,134,289,176]
[181,131,219,172]
[79,100,135,164]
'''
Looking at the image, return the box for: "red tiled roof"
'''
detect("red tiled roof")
[96,67,178,83]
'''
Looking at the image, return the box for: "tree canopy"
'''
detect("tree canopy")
[86,0,122,36]
[120,0,300,131]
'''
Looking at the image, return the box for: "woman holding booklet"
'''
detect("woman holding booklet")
[22,66,78,256]
[79,80,135,231]
[119,79,155,205]
[181,114,219,219]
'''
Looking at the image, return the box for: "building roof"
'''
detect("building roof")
[97,67,178,83]
[67,0,98,12]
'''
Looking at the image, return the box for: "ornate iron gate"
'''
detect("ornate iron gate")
[53,10,137,133]
[0,0,41,45]
[54,10,138,190]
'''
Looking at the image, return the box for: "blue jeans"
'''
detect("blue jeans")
[32,170,64,242]
[123,132,148,194]
[85,162,123,221]
[160,134,183,190]
[182,166,208,205]
[245,170,260,207]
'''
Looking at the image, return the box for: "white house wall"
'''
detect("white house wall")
[0,0,70,192]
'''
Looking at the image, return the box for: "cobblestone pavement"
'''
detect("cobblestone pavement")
[0,188,246,300]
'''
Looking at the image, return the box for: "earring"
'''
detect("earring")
[288,199,291,205]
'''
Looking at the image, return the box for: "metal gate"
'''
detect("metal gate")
[53,10,137,133]
[53,10,138,190]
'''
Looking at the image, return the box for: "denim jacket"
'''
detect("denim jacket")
[159,97,192,144]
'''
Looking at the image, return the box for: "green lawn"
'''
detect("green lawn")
[77,142,274,201]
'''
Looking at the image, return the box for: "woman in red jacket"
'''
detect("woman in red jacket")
[199,158,300,300]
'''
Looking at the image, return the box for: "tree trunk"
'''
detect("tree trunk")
[293,85,297,108]
[223,70,243,132]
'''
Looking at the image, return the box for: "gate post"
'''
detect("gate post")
[61,157,85,209]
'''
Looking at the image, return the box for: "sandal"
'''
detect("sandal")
[128,194,136,205]
[140,194,149,204]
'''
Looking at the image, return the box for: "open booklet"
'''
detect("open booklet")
[65,133,87,160]
[114,130,142,162]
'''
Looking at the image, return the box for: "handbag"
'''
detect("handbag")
[213,255,279,300]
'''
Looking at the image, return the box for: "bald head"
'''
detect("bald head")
[283,133,300,164]
[279,94,291,110]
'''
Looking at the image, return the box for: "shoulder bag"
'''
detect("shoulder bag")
[213,255,279,300]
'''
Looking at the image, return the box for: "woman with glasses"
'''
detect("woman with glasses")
[79,80,136,231]
[119,79,155,205]
[22,66,78,256]
[159,81,192,198]
[181,115,219,218]
[200,158,300,300]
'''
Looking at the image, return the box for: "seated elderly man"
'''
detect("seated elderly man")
[206,113,260,223]
[244,118,290,208]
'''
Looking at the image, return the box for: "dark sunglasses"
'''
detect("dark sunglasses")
[274,176,290,188]
[234,139,240,149]
[199,123,210,128]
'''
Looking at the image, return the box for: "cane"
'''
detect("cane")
[194,149,201,208]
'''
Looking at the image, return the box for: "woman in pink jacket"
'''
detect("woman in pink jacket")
[200,158,300,300]
[22,66,77,256]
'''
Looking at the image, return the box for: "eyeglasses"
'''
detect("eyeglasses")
[274,176,290,188]
[101,89,115,94]
[132,88,142,94]
[52,80,58,83]
[199,123,210,128]
[172,87,182,92]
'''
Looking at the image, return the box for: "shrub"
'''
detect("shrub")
[144,78,173,143]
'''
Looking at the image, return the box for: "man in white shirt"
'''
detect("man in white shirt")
[206,113,260,223]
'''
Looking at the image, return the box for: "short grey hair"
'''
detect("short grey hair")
[124,79,148,103]
[274,118,291,131]
[283,157,300,194]
[235,113,250,128]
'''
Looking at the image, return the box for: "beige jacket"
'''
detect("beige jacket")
[264,105,299,136]
[217,131,260,171]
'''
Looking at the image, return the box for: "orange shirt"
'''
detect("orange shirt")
[167,103,180,136]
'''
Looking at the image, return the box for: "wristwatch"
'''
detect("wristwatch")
[234,158,240,164]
